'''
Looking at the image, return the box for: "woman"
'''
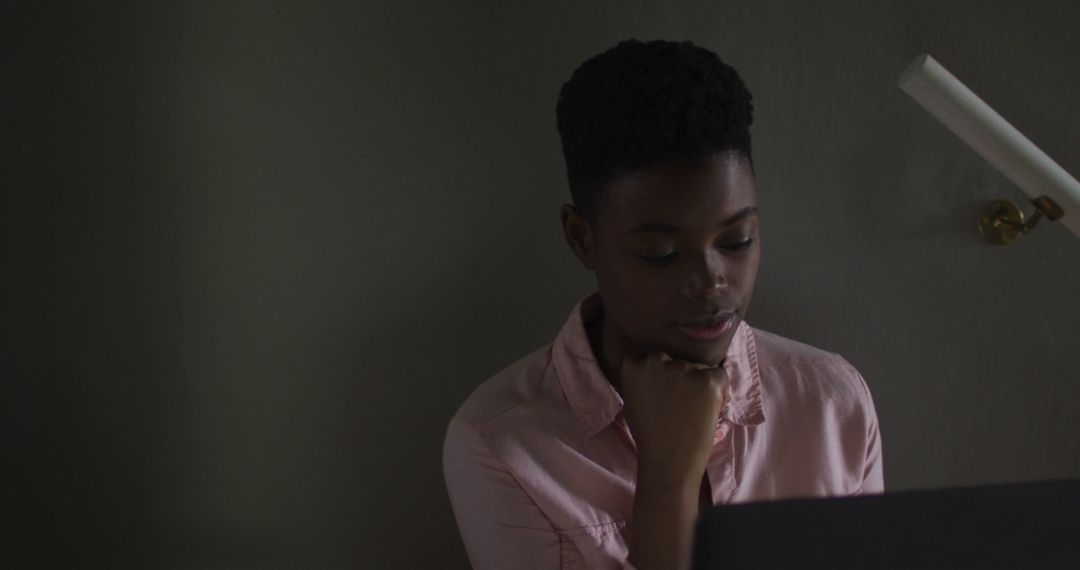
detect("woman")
[444,39,883,570]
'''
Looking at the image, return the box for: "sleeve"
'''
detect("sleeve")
[853,367,885,494]
[443,415,561,570]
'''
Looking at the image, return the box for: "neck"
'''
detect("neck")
[586,313,635,392]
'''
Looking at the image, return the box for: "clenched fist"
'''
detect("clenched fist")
[620,352,731,483]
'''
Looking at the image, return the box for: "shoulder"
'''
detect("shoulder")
[750,327,852,369]
[451,343,560,426]
[749,326,873,416]
[444,343,582,469]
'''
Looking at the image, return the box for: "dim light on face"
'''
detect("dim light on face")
[590,152,760,366]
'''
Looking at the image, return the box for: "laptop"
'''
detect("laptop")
[694,479,1080,569]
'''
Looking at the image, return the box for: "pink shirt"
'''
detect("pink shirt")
[444,292,884,569]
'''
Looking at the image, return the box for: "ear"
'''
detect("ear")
[560,204,598,270]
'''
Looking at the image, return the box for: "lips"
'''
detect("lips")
[675,312,737,343]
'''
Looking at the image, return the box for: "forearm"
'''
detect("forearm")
[627,465,701,570]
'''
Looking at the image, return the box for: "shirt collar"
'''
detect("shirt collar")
[552,291,766,437]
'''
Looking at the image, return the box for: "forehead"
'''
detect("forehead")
[599,153,757,229]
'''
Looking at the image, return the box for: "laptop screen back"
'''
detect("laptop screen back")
[694,479,1080,570]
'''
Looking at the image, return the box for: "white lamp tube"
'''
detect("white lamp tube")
[899,53,1080,238]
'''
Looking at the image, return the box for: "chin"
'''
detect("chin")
[635,329,730,365]
[666,334,735,366]
[667,344,727,366]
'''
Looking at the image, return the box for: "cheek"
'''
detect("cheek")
[601,263,662,307]
[735,250,762,306]
[596,262,670,327]
[738,249,761,280]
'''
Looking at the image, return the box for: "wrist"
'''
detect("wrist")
[636,459,702,498]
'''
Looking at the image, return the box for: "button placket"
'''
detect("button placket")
[706,421,737,503]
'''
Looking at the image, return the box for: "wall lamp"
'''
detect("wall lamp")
[898,54,1080,245]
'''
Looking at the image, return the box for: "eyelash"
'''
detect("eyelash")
[638,239,756,265]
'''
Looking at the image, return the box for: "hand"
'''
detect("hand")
[620,352,730,483]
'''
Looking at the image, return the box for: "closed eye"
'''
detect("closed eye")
[638,252,677,265]
[637,239,755,265]
[719,238,755,252]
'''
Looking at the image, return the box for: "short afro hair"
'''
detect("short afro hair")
[556,39,754,223]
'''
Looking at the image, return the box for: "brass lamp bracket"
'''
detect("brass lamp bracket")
[979,195,1065,245]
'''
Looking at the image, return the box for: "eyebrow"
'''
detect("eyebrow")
[628,206,759,234]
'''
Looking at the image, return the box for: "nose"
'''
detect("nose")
[682,249,727,299]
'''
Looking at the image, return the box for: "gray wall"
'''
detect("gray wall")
[7,1,1079,568]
